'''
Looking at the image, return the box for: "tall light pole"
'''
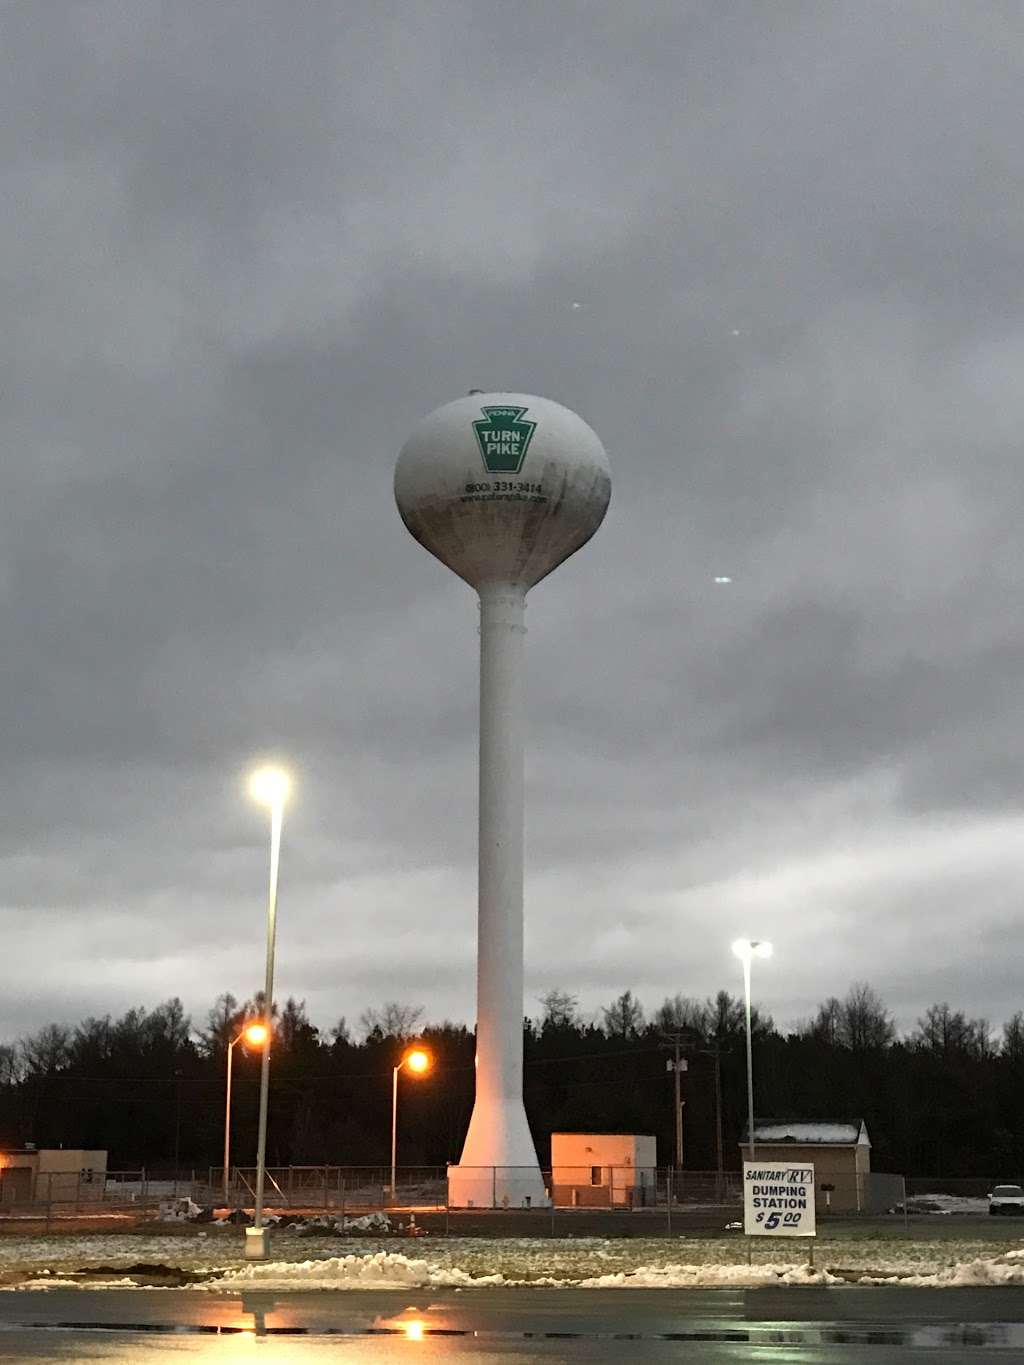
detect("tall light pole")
[245,765,291,1260]
[731,939,772,1162]
[222,1022,268,1206]
[391,1047,432,1201]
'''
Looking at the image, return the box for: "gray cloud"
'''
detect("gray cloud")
[0,2,1023,1041]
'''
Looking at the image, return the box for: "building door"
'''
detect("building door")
[0,1167,33,1202]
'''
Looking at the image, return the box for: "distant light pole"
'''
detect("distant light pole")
[172,1069,182,1190]
[222,1022,268,1205]
[391,1047,432,1202]
[732,939,772,1161]
[246,765,291,1260]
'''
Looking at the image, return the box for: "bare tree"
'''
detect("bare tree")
[359,1002,424,1041]
[69,1017,114,1069]
[807,997,843,1046]
[537,990,580,1031]
[653,994,708,1038]
[0,1043,24,1087]
[198,993,242,1055]
[911,1003,985,1057]
[18,1024,71,1076]
[840,983,895,1050]
[278,997,319,1050]
[969,1017,998,1060]
[1002,1011,1024,1063]
[144,998,192,1054]
[601,990,645,1039]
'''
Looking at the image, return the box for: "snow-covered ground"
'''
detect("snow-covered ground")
[3,1231,1024,1290]
[905,1193,991,1216]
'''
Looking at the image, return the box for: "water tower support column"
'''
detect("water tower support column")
[478,583,526,1123]
[447,582,548,1208]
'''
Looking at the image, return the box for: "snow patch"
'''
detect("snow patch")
[861,1257,1024,1288]
[208,1251,512,1291]
[905,1193,990,1216]
[580,1261,841,1288]
[158,1198,204,1222]
[754,1122,860,1144]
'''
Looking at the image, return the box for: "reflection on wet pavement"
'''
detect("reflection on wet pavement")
[7,1312,1024,1348]
[5,1288,1024,1359]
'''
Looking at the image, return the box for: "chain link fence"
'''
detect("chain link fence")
[204,1166,907,1219]
[4,1165,1002,1235]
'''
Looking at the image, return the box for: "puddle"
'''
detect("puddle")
[4,1319,1024,1348]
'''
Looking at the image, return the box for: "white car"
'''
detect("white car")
[988,1184,1024,1215]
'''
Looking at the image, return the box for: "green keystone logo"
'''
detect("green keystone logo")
[472,406,537,474]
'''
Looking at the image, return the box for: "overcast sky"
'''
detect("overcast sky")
[2,1,1023,1043]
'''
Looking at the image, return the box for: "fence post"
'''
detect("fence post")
[666,1166,672,1237]
[902,1176,909,1234]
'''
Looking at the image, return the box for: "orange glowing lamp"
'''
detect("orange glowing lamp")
[391,1047,434,1200]
[404,1048,431,1075]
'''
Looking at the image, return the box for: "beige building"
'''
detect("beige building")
[742,1121,871,1211]
[551,1133,657,1207]
[0,1148,107,1203]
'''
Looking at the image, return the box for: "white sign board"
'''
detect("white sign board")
[743,1161,816,1237]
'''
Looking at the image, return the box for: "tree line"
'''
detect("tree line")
[0,983,1021,1178]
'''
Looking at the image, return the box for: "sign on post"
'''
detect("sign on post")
[743,1162,816,1237]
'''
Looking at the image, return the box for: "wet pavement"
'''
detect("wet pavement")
[2,1288,1024,1361]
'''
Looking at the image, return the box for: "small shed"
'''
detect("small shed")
[551,1133,657,1207]
[741,1121,870,1212]
[0,1148,108,1204]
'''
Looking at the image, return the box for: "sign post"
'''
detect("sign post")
[743,1161,816,1266]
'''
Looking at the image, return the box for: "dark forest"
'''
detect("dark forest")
[1,984,1020,1179]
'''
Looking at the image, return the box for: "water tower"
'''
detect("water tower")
[395,393,611,1208]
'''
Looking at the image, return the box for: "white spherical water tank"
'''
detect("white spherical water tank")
[396,393,611,1209]
[395,392,611,590]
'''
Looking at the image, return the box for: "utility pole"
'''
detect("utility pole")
[674,1039,685,1171]
[662,1032,730,1202]
[714,1046,724,1192]
[661,1034,689,1172]
[704,1040,726,1200]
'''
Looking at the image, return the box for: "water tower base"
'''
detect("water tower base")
[447,1164,550,1209]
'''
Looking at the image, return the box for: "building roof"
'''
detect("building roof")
[744,1120,869,1146]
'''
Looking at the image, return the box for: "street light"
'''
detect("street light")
[731,938,772,1162]
[245,765,291,1260]
[223,1022,268,1206]
[391,1047,432,1202]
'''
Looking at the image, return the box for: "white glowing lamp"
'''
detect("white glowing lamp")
[249,767,291,809]
[732,938,773,962]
